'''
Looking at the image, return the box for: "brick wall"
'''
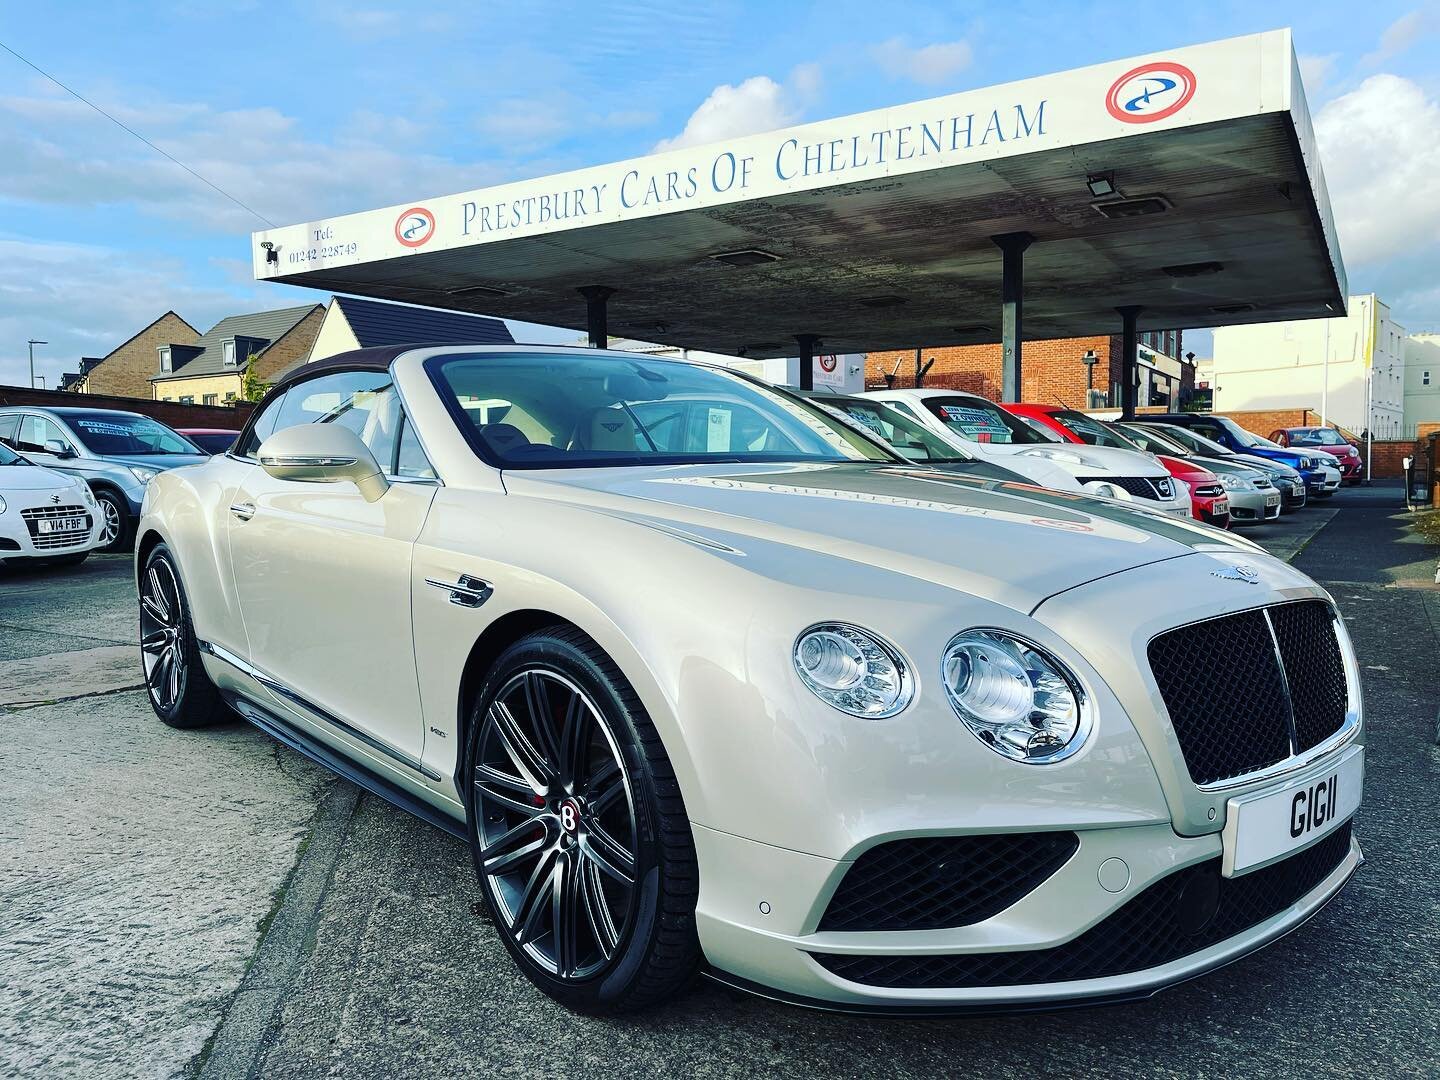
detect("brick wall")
[79,312,200,398]
[0,384,252,429]
[1420,422,1440,440]
[252,307,326,384]
[1368,440,1415,479]
[868,336,1117,405]
[1214,408,1320,438]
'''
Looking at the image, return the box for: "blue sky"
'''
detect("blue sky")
[1,0,1437,387]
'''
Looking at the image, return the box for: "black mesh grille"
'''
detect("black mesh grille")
[1077,475,1170,501]
[1270,601,1349,752]
[819,833,1079,932]
[812,820,1352,989]
[1147,602,1350,786]
[1148,609,1293,785]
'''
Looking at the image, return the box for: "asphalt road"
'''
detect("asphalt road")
[2,486,1437,1080]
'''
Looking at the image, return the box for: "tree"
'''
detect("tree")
[239,364,271,403]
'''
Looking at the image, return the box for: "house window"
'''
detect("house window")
[179,395,195,405]
[223,341,237,366]
[159,347,172,372]
[224,391,237,402]
[1425,371,1432,386]
[203,394,218,406]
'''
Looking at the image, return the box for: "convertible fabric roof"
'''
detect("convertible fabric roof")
[253,30,1345,357]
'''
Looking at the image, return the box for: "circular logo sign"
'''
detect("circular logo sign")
[558,798,581,833]
[818,354,838,373]
[394,206,436,248]
[1105,61,1197,124]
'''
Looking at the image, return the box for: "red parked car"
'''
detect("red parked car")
[1005,404,1230,528]
[1269,427,1362,483]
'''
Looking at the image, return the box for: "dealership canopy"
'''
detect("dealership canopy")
[253,29,1345,388]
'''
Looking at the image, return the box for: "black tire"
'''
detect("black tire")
[464,626,700,1014]
[139,543,227,729]
[94,488,131,552]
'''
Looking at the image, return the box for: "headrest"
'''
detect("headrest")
[588,408,635,451]
[480,423,532,453]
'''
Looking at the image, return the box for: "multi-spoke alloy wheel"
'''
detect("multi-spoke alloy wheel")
[140,559,186,712]
[475,669,638,980]
[95,491,128,551]
[466,628,701,1013]
[137,544,225,729]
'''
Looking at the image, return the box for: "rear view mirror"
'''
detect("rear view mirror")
[258,423,389,502]
[44,438,74,458]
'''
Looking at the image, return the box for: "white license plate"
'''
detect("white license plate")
[1220,746,1362,877]
[1213,499,1229,515]
[38,516,87,535]
[1265,495,1281,507]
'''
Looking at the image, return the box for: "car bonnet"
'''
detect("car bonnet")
[505,462,1254,613]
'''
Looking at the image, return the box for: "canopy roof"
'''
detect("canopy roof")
[253,29,1345,359]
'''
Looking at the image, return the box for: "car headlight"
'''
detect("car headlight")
[127,466,160,484]
[942,630,1091,763]
[1220,474,1242,490]
[793,623,913,718]
[80,483,97,505]
[0,494,6,514]
[1082,480,1124,499]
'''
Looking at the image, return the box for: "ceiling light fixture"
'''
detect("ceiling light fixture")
[709,249,782,267]
[1162,261,1224,278]
[1086,173,1116,197]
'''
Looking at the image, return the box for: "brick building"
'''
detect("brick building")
[68,311,200,398]
[867,332,1193,408]
[151,304,325,404]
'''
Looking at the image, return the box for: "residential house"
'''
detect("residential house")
[151,304,325,404]
[304,295,513,366]
[1405,333,1440,435]
[67,311,201,397]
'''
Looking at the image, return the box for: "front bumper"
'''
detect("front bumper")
[1228,487,1283,524]
[694,810,1360,1012]
[0,497,101,558]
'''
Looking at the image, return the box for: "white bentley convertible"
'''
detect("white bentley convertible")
[136,345,1363,1015]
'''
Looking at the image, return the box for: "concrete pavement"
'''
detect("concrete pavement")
[2,487,1437,1079]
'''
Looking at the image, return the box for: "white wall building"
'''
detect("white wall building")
[1211,294,1406,438]
[1405,333,1440,433]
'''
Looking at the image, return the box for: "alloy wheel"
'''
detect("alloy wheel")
[139,559,186,712]
[98,496,121,546]
[474,669,638,981]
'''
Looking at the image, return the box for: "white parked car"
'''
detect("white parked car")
[865,389,1193,518]
[137,346,1363,1015]
[0,439,104,566]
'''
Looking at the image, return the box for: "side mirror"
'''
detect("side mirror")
[44,438,74,458]
[258,423,389,502]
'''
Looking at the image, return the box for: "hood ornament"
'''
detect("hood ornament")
[1211,564,1261,584]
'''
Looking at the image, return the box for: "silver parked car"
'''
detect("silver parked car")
[1113,423,1282,525]
[0,407,207,551]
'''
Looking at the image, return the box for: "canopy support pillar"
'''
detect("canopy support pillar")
[993,232,1033,402]
[578,286,615,348]
[795,334,821,391]
[1117,305,1143,420]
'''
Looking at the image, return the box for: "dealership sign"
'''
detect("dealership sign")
[253,32,1307,280]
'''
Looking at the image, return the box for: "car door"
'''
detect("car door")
[226,368,437,778]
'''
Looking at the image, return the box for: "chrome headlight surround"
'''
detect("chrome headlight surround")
[127,465,160,484]
[793,623,914,719]
[0,494,6,514]
[1220,474,1242,490]
[941,629,1093,764]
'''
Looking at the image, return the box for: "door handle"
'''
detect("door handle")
[230,502,256,521]
[425,574,493,608]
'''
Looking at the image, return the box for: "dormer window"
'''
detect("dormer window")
[159,346,172,372]
[223,340,237,366]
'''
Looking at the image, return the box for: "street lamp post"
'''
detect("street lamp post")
[27,339,48,389]
[1081,348,1099,407]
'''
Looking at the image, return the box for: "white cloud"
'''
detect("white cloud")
[652,65,822,154]
[1361,9,1433,65]
[1298,53,1339,94]
[0,85,508,230]
[1315,74,1440,267]
[871,37,973,87]
[0,238,283,388]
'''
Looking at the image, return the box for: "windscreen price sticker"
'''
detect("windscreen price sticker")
[938,405,1008,438]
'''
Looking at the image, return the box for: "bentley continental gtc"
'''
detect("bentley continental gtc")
[135,345,1364,1015]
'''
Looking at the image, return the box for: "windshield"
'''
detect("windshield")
[1050,410,1143,450]
[65,412,201,455]
[809,397,972,463]
[920,396,1047,444]
[1117,423,1188,456]
[1149,424,1234,457]
[0,442,27,465]
[428,352,896,469]
[1212,416,1271,449]
[186,431,239,454]
[1287,428,1345,446]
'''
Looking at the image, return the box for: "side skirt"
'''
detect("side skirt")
[224,690,467,842]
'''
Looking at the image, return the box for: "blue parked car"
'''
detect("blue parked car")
[0,407,207,551]
[1131,413,1342,500]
